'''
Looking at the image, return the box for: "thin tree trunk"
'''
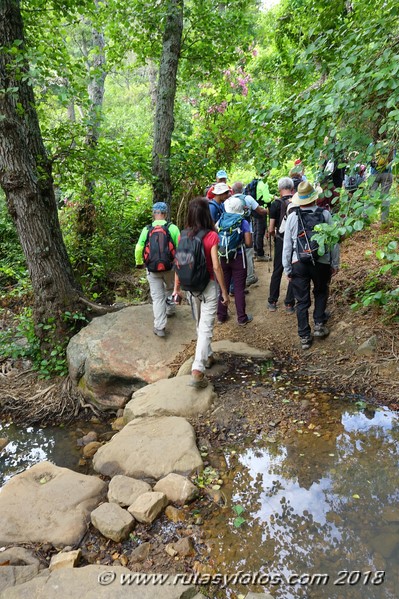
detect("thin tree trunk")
[0,0,82,336]
[79,11,107,239]
[152,0,183,204]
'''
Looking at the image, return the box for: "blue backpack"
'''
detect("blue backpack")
[217,212,245,262]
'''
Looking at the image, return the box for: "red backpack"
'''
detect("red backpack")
[143,223,175,272]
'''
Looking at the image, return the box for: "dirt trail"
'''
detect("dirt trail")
[207,238,399,409]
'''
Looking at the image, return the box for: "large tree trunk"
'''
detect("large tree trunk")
[0,0,82,336]
[151,0,183,204]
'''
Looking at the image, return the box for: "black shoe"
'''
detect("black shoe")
[300,335,313,350]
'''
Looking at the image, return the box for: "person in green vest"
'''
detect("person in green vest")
[247,173,272,261]
[135,202,180,337]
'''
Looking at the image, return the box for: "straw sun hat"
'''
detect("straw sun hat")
[291,181,319,206]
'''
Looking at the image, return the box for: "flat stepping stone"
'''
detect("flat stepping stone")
[124,375,216,421]
[1,564,199,598]
[93,416,203,482]
[211,340,272,358]
[0,462,106,547]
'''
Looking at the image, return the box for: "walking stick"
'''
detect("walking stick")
[268,233,273,273]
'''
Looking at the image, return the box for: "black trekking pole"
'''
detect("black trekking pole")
[268,232,273,272]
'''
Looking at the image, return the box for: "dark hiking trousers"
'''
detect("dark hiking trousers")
[290,261,332,338]
[268,236,295,306]
[252,213,267,256]
[217,253,247,323]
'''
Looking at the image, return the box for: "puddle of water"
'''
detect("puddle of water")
[0,421,108,487]
[200,399,399,599]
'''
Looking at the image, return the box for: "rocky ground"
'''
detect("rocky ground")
[0,223,398,596]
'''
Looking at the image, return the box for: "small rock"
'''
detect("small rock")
[130,542,151,562]
[165,506,186,523]
[112,417,125,431]
[82,442,102,459]
[128,492,168,524]
[82,431,98,445]
[0,438,9,452]
[153,473,198,505]
[108,476,151,507]
[165,544,178,557]
[170,537,195,557]
[356,335,378,356]
[49,549,81,571]
[91,502,135,543]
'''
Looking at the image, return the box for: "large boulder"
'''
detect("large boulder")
[66,305,196,410]
[0,462,106,547]
[93,416,203,482]
[0,565,200,599]
[0,547,43,593]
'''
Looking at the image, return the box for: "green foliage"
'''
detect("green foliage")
[232,504,246,528]
[0,193,28,290]
[0,308,88,378]
[350,240,399,320]
[193,466,220,489]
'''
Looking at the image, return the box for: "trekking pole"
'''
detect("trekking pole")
[268,233,273,273]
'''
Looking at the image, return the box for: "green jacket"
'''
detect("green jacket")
[256,180,272,205]
[134,219,180,266]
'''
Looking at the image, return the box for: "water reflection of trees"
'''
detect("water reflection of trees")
[201,408,399,599]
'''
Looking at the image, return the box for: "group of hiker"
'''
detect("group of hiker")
[134,164,345,388]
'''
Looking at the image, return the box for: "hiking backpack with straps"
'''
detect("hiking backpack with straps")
[173,229,210,293]
[208,199,224,223]
[217,212,245,262]
[231,193,251,218]
[277,196,293,236]
[244,178,259,201]
[143,222,175,272]
[294,207,325,265]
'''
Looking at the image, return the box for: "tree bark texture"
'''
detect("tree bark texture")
[80,6,107,239]
[0,0,82,332]
[152,0,183,204]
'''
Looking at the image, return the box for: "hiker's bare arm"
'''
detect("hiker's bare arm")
[244,231,252,248]
[255,206,268,216]
[211,245,229,305]
[173,273,183,299]
[269,218,276,235]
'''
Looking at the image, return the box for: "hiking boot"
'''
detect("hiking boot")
[246,275,259,287]
[285,304,295,314]
[267,302,277,312]
[189,370,209,389]
[300,336,313,350]
[255,255,268,262]
[314,323,330,338]
[205,355,216,369]
[238,314,253,326]
[217,316,229,324]
[153,327,166,337]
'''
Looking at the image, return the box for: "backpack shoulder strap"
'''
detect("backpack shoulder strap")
[196,229,209,241]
